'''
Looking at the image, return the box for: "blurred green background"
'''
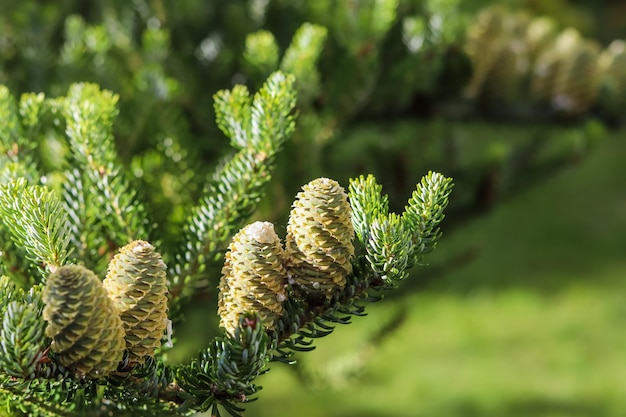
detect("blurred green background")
[244,130,626,417]
[1,0,625,416]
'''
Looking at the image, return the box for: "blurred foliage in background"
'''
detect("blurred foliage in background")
[1,0,623,227]
[0,0,625,415]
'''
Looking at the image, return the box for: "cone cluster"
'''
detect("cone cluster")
[463,6,622,117]
[218,221,287,336]
[41,240,169,378]
[597,40,626,121]
[464,7,529,103]
[532,29,600,115]
[42,265,125,378]
[286,178,354,296]
[103,240,169,365]
[217,178,355,335]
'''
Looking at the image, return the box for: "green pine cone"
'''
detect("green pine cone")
[218,221,287,336]
[526,16,557,63]
[531,29,581,105]
[552,39,600,116]
[42,265,125,378]
[286,178,354,297]
[464,6,506,99]
[103,240,169,365]
[597,40,626,120]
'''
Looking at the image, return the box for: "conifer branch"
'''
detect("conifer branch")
[0,179,72,278]
[0,301,46,379]
[348,174,389,244]
[0,67,454,417]
[170,72,296,308]
[243,31,280,84]
[0,89,51,284]
[61,168,91,264]
[280,23,328,102]
[403,171,454,267]
[214,86,252,150]
[62,83,148,252]
[198,173,452,417]
[0,86,39,178]
[364,213,414,283]
[178,314,269,417]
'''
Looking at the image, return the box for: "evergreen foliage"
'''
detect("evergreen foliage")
[169,71,297,313]
[0,1,618,415]
[0,71,453,416]
[0,284,45,380]
[0,1,618,223]
[0,179,72,280]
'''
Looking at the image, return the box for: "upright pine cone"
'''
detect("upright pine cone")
[218,221,287,336]
[286,178,354,297]
[103,240,169,365]
[42,265,125,378]
[552,39,600,116]
[597,40,626,121]
[464,8,502,99]
[531,29,581,105]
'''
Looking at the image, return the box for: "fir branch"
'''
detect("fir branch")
[0,284,46,381]
[272,267,379,364]
[0,300,46,379]
[280,23,328,103]
[243,31,280,84]
[170,72,296,308]
[0,87,42,187]
[402,171,454,267]
[249,72,297,150]
[274,172,453,359]
[214,85,252,150]
[178,314,269,417]
[0,178,72,279]
[364,213,414,283]
[1,368,183,417]
[60,168,92,264]
[62,83,148,251]
[0,275,18,315]
[0,86,37,170]
[0,378,75,417]
[348,174,389,244]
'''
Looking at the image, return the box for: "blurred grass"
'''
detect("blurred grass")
[240,129,626,417]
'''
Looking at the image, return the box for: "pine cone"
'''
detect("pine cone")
[42,265,125,378]
[218,221,287,336]
[598,40,626,121]
[531,29,581,105]
[526,16,557,63]
[286,178,354,297]
[464,6,507,99]
[103,240,169,365]
[552,38,600,116]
